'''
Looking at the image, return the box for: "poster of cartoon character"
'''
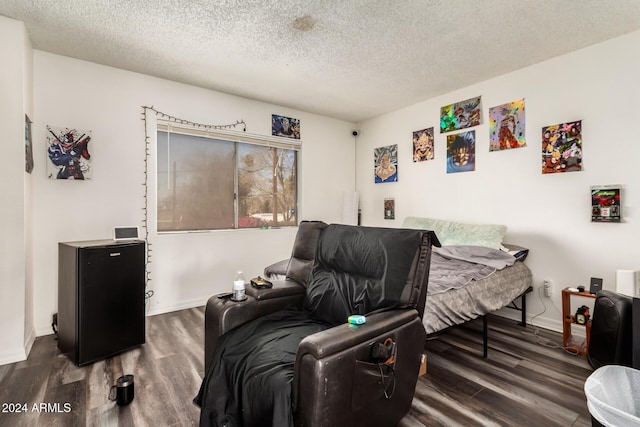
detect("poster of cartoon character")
[440,96,482,133]
[272,114,300,139]
[489,99,526,151]
[413,127,434,162]
[541,120,582,174]
[46,125,92,180]
[374,145,398,183]
[446,131,475,173]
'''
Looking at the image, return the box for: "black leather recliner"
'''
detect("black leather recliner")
[198,221,439,427]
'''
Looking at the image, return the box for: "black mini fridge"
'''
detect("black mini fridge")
[58,239,146,366]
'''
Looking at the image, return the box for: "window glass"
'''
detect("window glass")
[157,131,297,231]
[157,132,234,231]
[237,144,297,228]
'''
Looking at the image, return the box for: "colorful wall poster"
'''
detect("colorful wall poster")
[446,131,475,173]
[384,198,395,220]
[272,114,300,139]
[413,127,434,162]
[440,96,482,133]
[591,186,621,222]
[374,144,398,183]
[489,99,526,151]
[46,125,92,180]
[541,120,582,174]
[25,115,33,174]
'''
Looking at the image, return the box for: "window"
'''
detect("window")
[157,126,298,232]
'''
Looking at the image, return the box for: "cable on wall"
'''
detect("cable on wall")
[140,106,247,310]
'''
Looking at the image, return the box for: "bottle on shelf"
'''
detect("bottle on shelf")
[233,271,246,301]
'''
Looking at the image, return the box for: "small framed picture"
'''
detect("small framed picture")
[591,185,621,223]
[384,198,395,220]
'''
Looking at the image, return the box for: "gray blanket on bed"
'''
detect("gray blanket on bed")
[428,246,516,295]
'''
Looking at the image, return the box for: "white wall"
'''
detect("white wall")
[0,16,33,365]
[31,52,356,336]
[22,20,35,359]
[355,31,640,332]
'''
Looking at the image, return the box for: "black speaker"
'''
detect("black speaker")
[588,290,633,369]
[589,277,603,295]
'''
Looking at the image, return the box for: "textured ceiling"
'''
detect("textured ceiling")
[2,0,640,123]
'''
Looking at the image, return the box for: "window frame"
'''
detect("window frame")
[156,121,301,233]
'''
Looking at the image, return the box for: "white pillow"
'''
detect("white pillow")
[402,217,506,249]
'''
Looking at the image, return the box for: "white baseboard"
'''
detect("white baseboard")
[146,297,208,317]
[36,324,55,336]
[34,297,209,338]
[0,328,38,366]
[23,328,36,358]
[36,328,53,336]
[0,347,27,366]
[495,308,562,333]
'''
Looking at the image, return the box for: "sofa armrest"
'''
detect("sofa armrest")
[204,279,305,372]
[204,294,258,372]
[245,278,305,301]
[264,259,289,279]
[292,309,426,426]
[296,309,419,361]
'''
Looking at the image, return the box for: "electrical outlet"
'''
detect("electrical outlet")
[543,280,552,297]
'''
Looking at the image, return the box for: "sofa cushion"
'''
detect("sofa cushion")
[303,224,424,326]
[286,221,328,286]
[403,216,506,249]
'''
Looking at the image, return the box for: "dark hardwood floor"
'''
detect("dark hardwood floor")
[401,315,593,427]
[0,308,593,426]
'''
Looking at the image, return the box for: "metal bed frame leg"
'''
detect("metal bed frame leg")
[435,284,534,359]
[519,290,527,327]
[482,286,532,358]
[483,315,488,358]
[506,285,533,327]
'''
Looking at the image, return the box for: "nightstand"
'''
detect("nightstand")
[562,287,596,355]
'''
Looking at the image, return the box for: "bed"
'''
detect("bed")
[403,217,533,356]
[424,255,532,334]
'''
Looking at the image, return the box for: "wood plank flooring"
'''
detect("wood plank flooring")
[0,308,593,426]
[401,315,593,427]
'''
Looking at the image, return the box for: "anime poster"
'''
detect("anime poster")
[25,115,33,174]
[374,144,398,183]
[440,96,482,133]
[591,186,621,222]
[489,99,526,151]
[413,127,434,162]
[384,198,395,220]
[46,125,92,180]
[541,120,582,174]
[446,131,475,173]
[272,114,300,139]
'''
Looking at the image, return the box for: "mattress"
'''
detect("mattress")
[423,261,532,334]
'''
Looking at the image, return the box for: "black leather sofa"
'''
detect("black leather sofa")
[197,221,439,427]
